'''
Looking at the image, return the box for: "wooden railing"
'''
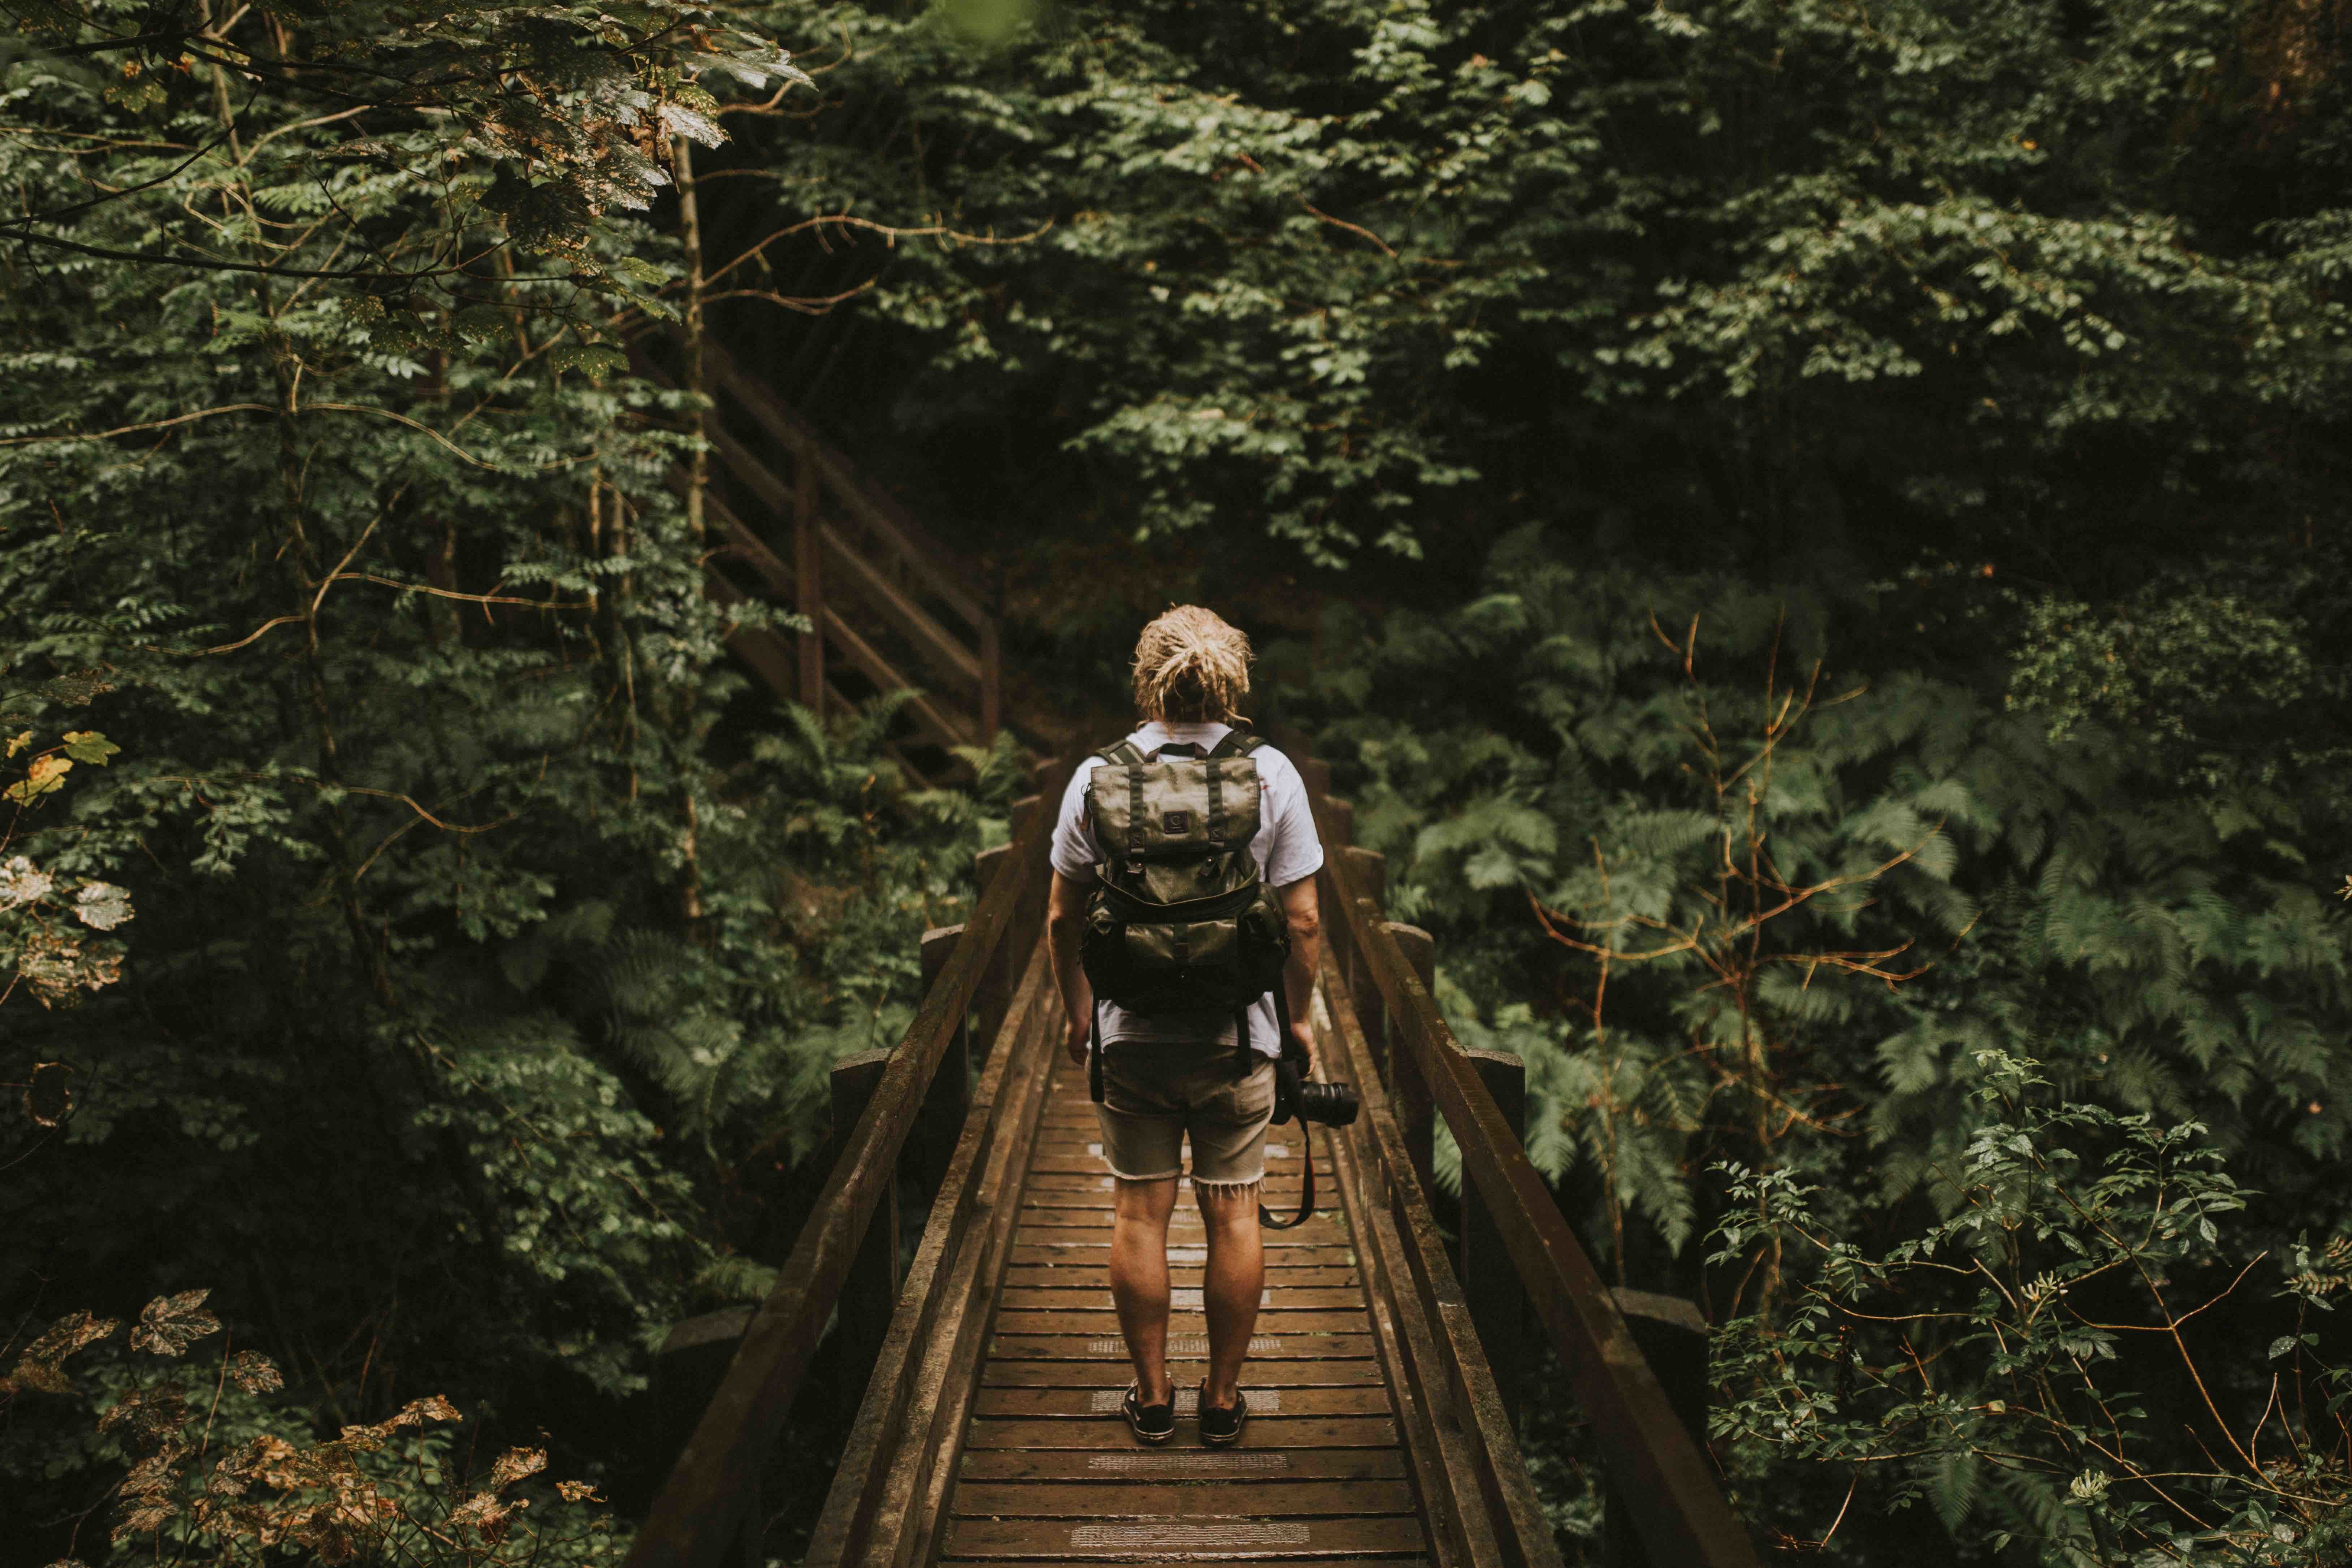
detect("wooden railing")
[623,759,1067,1568]
[628,335,1004,777]
[1277,727,1761,1568]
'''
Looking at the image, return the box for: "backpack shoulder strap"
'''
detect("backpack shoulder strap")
[1096,740,1149,767]
[1208,729,1267,759]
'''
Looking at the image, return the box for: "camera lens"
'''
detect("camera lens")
[1296,1080,1361,1128]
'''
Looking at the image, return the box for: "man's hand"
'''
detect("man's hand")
[1065,1010,1091,1068]
[1288,1014,1315,1079]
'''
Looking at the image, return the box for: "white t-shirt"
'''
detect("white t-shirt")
[1050,720,1323,1057]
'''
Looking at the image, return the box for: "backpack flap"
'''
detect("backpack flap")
[1085,757,1263,904]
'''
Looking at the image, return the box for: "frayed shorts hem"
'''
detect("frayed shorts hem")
[1101,1167,1267,1195]
[1190,1175,1265,1198]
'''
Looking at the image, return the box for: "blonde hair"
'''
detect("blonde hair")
[1131,605,1252,724]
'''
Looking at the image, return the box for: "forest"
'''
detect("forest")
[3,0,2350,1563]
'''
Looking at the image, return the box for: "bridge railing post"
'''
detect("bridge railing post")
[830,1049,899,1422]
[1007,793,1045,945]
[1601,1291,1711,1568]
[793,449,823,713]
[1382,922,1437,1203]
[1461,1047,1529,1430]
[972,844,1015,1055]
[916,926,969,1197]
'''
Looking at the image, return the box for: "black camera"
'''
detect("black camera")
[1272,1057,1360,1129]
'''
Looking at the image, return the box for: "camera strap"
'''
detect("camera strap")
[1259,984,1316,1231]
[1088,999,1105,1104]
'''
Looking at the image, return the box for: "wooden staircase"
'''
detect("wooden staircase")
[636,336,1004,781]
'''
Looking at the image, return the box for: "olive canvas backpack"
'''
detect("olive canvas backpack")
[1078,730,1292,1101]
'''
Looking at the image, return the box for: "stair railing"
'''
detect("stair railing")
[625,335,1003,774]
[697,339,1000,751]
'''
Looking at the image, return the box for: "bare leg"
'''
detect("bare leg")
[1110,1176,1179,1404]
[1195,1183,1263,1409]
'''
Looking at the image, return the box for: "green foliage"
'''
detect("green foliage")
[2005,584,2338,797]
[1288,526,2352,1279]
[1282,522,2352,1560]
[0,7,1009,1550]
[1708,1053,2352,1564]
[2,0,803,321]
[724,0,2352,579]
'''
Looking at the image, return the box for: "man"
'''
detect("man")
[1045,605,1324,1447]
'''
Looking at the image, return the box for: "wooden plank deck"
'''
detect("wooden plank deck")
[939,1060,1435,1567]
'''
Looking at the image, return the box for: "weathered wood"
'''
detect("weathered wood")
[981,620,1002,741]
[703,342,992,630]
[973,844,1016,1054]
[620,768,1052,1568]
[832,1049,898,1419]
[1008,794,1046,943]
[818,520,981,686]
[964,1416,1401,1450]
[706,493,796,599]
[1382,922,1437,1203]
[986,1334,1379,1361]
[1318,947,1538,1568]
[1001,1265,1360,1288]
[1461,1048,1528,1431]
[653,1309,755,1467]
[960,1449,1410,1483]
[1342,845,1386,911]
[980,1356,1383,1386]
[802,944,1055,1568]
[640,343,997,768]
[943,1513,1430,1559]
[996,1286,1365,1310]
[950,1480,1418,1517]
[820,606,976,749]
[1324,795,1356,850]
[917,926,970,1196]
[1300,758,1333,797]
[878,974,1058,1568]
[972,1384,1392,1417]
[939,1560,1427,1568]
[794,454,823,712]
[1602,1292,1711,1568]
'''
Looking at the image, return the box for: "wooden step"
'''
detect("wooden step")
[942,1514,1429,1560]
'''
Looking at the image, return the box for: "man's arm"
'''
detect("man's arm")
[1048,870,1095,1066]
[1278,875,1321,1071]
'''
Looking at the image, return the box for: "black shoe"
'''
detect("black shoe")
[1199,1382,1247,1447]
[1123,1382,1175,1445]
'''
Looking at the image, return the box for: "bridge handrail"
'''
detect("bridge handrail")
[1287,737,1762,1568]
[621,774,1060,1568]
[625,333,1004,758]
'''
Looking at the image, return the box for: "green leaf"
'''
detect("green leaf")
[615,255,670,288]
[60,731,117,765]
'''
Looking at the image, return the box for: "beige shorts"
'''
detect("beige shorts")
[1095,1038,1277,1188]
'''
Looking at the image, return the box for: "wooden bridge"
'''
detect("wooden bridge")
[626,742,1761,1568]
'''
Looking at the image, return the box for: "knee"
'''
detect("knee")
[1193,1185,1260,1231]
